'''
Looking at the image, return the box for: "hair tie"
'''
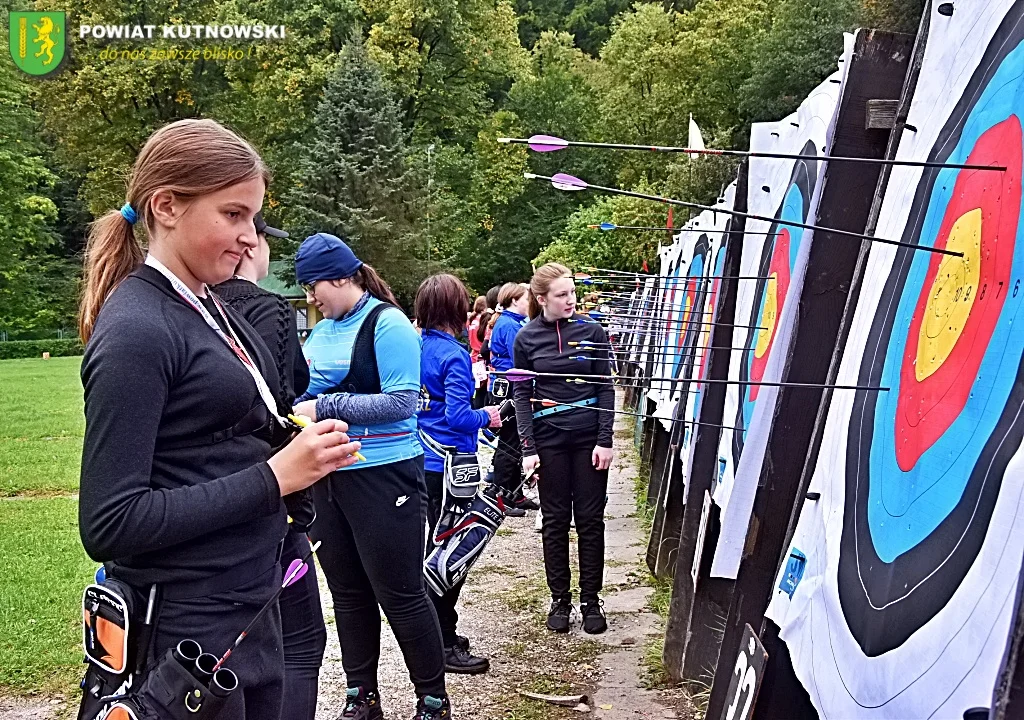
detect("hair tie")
[120,202,138,225]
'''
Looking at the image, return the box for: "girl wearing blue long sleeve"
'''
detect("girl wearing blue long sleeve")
[415,274,501,675]
[487,283,537,509]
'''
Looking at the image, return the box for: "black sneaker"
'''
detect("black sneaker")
[445,644,490,674]
[504,505,527,517]
[412,695,451,720]
[512,495,540,511]
[455,634,470,652]
[546,598,573,633]
[581,599,607,634]
[339,686,384,720]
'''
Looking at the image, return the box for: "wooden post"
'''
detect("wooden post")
[662,159,750,681]
[703,29,916,720]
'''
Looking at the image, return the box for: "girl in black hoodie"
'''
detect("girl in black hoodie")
[513,263,615,635]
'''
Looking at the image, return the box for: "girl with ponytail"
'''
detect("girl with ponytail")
[78,119,362,720]
[291,233,452,720]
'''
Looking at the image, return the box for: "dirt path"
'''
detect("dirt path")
[315,404,690,719]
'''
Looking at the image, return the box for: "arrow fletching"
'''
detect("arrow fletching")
[527,134,569,152]
[598,222,616,231]
[283,559,309,588]
[550,173,587,191]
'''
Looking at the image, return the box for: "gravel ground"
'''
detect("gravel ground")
[315,403,692,720]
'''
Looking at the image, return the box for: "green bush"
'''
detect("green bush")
[0,339,83,360]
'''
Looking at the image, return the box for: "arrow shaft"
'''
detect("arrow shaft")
[531,175,963,258]
[504,137,1004,171]
[494,369,886,391]
[530,398,744,431]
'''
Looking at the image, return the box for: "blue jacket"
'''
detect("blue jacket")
[417,330,490,473]
[489,309,527,373]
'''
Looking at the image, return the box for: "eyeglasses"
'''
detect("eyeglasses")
[300,282,317,295]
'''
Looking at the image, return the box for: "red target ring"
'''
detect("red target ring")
[895,117,1022,471]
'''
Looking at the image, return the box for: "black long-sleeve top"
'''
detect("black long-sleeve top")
[513,313,615,454]
[79,265,287,589]
[212,277,309,408]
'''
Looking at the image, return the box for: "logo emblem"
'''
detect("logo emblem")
[9,12,66,77]
[395,495,409,507]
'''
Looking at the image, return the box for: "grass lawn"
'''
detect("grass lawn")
[0,357,84,496]
[0,497,94,694]
[0,357,92,698]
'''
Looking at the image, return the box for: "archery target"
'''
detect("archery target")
[770,4,1024,716]
[711,45,850,577]
[733,141,818,459]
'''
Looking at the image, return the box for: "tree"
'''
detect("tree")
[0,32,61,333]
[361,0,529,141]
[288,38,427,304]
[739,0,859,124]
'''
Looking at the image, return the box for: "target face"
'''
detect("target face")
[673,233,712,382]
[839,18,1024,656]
[733,142,818,462]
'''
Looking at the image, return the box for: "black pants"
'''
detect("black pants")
[491,395,523,499]
[153,566,285,720]
[310,456,446,698]
[536,430,608,603]
[424,470,465,648]
[279,529,326,720]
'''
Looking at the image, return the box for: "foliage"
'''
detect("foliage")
[0,339,85,360]
[3,0,906,329]
[0,30,61,333]
[288,38,428,303]
[739,0,860,124]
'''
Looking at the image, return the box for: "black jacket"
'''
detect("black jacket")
[79,265,287,589]
[212,277,309,408]
[512,312,615,453]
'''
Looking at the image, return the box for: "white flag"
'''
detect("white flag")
[688,113,705,160]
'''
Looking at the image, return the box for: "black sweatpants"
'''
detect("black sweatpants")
[309,456,446,698]
[424,470,465,648]
[491,396,523,499]
[279,529,326,720]
[153,566,285,720]
[536,430,608,603]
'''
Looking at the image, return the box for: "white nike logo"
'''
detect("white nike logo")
[395,495,409,507]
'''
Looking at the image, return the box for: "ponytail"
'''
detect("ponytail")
[79,212,144,342]
[354,263,400,308]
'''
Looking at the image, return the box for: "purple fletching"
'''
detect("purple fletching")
[503,369,537,382]
[283,559,309,587]
[527,134,569,152]
[551,173,587,191]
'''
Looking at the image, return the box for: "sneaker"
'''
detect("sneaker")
[546,598,573,633]
[512,495,540,511]
[455,634,470,652]
[412,695,451,720]
[581,599,607,634]
[339,687,384,720]
[505,505,527,518]
[534,509,543,533]
[445,644,490,674]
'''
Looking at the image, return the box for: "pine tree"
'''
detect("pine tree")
[289,37,426,303]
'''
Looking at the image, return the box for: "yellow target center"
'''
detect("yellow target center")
[755,274,778,358]
[915,208,981,381]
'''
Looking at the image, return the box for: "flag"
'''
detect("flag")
[688,113,705,161]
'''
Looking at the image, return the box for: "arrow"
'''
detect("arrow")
[492,369,887,392]
[589,222,780,236]
[525,173,964,258]
[502,134,1004,172]
[530,397,744,432]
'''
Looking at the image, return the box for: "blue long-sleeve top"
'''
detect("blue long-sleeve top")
[417,329,490,473]
[489,310,527,373]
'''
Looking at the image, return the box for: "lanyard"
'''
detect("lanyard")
[144,255,286,427]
